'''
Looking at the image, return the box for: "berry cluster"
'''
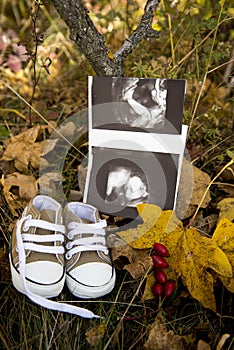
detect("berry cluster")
[151,243,176,299]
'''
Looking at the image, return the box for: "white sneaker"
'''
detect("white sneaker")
[63,202,116,298]
[10,195,65,298]
[9,195,100,319]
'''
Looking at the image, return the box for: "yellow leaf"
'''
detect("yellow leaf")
[168,227,232,311]
[212,218,234,292]
[1,125,56,173]
[118,204,232,311]
[217,198,234,222]
[118,203,181,249]
[143,272,155,301]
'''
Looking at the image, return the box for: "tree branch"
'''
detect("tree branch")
[50,0,160,76]
[50,0,122,76]
[114,0,160,64]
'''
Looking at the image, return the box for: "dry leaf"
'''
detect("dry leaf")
[212,218,234,292]
[216,334,230,350]
[124,255,153,279]
[217,198,234,222]
[52,121,76,139]
[111,244,137,269]
[118,204,232,311]
[176,159,211,219]
[0,172,38,216]
[197,339,211,350]
[85,323,106,347]
[38,172,63,189]
[217,183,234,197]
[1,125,57,172]
[144,312,184,350]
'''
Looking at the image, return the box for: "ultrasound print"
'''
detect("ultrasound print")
[105,165,149,207]
[112,77,167,129]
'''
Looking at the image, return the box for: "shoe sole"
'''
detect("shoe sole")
[66,269,116,299]
[9,254,65,298]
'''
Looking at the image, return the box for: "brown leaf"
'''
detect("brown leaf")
[144,312,184,350]
[217,198,234,222]
[0,172,38,216]
[85,323,106,347]
[197,340,211,350]
[216,334,230,350]
[1,125,57,173]
[111,244,136,269]
[176,158,211,219]
[124,255,153,280]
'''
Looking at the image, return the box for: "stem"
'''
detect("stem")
[28,1,41,126]
[188,3,225,135]
[167,13,175,67]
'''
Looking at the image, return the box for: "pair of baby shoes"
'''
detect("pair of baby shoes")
[9,195,116,318]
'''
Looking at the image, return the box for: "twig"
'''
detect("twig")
[114,0,160,64]
[51,0,160,75]
[28,1,42,126]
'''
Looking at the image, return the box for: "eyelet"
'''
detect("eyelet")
[23,215,32,232]
[68,233,73,239]
[65,252,72,260]
[66,242,72,249]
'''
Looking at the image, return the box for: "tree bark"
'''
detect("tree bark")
[50,0,160,76]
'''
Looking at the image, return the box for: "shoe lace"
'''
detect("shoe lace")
[21,216,65,254]
[65,220,108,260]
[15,216,101,319]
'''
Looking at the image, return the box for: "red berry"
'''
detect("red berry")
[151,255,169,269]
[164,280,176,299]
[155,269,167,285]
[153,243,170,257]
[152,282,164,296]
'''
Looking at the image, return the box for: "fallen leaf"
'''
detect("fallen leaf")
[124,255,153,280]
[1,125,57,173]
[191,213,218,234]
[118,204,232,311]
[166,227,232,311]
[144,312,184,350]
[85,323,106,347]
[38,172,63,189]
[217,183,234,197]
[176,159,211,219]
[0,172,38,216]
[111,244,137,269]
[118,204,179,248]
[216,334,230,350]
[197,339,211,350]
[217,198,234,222]
[212,218,234,292]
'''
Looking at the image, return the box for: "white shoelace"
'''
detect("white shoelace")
[65,220,108,260]
[15,216,100,319]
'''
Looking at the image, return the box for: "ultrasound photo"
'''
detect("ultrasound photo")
[90,76,186,134]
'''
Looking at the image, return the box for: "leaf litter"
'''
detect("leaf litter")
[116,203,233,311]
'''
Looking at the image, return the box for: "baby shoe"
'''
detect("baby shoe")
[10,195,65,297]
[9,195,100,319]
[63,202,116,299]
